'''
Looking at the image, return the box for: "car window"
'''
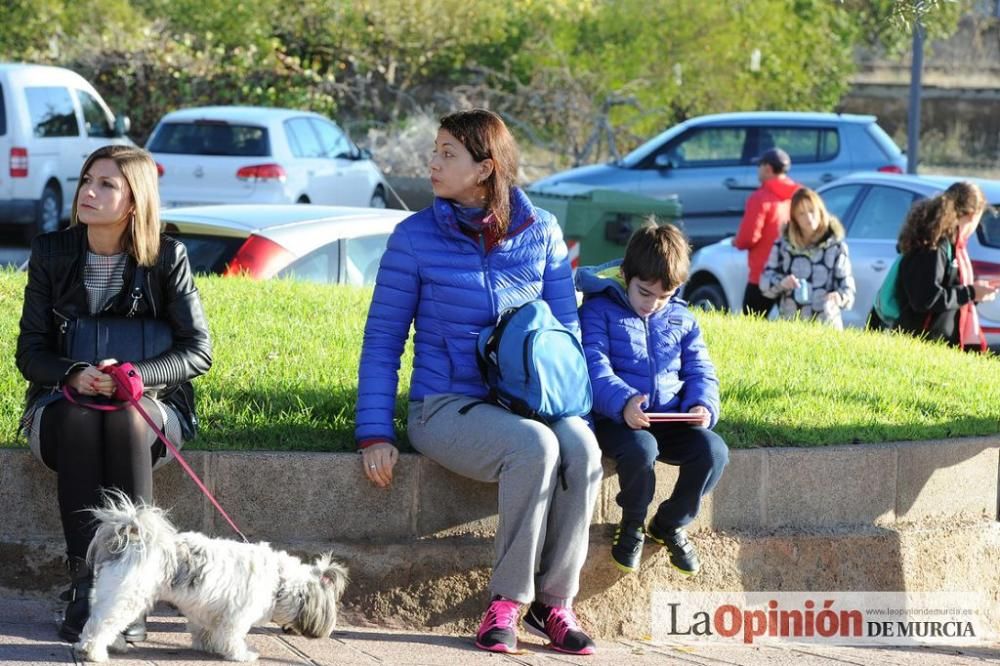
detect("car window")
[284,118,324,158]
[76,90,112,138]
[820,184,863,224]
[165,232,247,274]
[664,127,748,168]
[846,186,917,240]
[864,123,904,161]
[761,127,839,163]
[310,119,352,159]
[148,122,269,156]
[25,86,80,138]
[979,206,1000,249]
[278,243,340,283]
[344,233,390,285]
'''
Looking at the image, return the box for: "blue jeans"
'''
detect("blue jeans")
[596,420,728,529]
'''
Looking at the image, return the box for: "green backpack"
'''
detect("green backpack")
[874,243,952,327]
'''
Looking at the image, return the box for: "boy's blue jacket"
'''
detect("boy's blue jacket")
[355,188,579,444]
[576,260,720,427]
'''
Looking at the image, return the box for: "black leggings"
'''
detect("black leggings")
[39,398,166,559]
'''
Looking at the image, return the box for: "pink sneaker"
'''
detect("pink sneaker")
[524,602,596,655]
[474,597,520,653]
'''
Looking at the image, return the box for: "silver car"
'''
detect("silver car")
[531,112,905,249]
[683,173,1000,347]
[161,204,408,284]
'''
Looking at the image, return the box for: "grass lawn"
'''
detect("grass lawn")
[2,269,998,451]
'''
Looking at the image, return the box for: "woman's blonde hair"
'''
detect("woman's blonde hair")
[439,109,519,235]
[71,145,161,267]
[787,187,843,249]
[898,181,986,253]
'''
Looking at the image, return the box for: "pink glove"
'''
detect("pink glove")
[104,363,144,402]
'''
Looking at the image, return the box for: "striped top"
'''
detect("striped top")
[84,251,127,314]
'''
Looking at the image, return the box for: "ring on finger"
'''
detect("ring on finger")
[368,463,377,470]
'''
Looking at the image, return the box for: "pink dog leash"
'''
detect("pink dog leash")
[63,366,250,543]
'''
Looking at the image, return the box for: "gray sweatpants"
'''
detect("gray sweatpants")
[408,394,603,608]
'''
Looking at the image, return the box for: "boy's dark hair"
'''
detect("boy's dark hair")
[621,219,691,291]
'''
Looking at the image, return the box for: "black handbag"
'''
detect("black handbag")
[60,266,173,364]
[66,316,173,365]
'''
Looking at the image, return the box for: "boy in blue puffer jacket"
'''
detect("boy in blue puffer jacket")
[577,222,728,576]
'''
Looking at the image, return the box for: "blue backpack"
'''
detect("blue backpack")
[476,300,592,423]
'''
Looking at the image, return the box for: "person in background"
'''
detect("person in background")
[759,187,856,328]
[354,109,601,655]
[15,145,212,643]
[733,147,800,316]
[577,222,727,577]
[896,181,998,350]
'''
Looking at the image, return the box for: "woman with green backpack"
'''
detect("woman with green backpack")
[895,181,998,350]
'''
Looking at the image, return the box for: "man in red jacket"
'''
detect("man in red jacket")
[733,148,800,316]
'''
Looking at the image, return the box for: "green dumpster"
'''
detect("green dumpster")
[526,183,682,268]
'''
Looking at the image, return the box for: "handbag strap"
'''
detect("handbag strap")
[126,266,147,318]
[62,380,249,543]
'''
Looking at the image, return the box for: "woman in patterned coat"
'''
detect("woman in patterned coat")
[759,187,856,329]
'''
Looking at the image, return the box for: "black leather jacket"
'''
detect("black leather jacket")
[16,225,213,439]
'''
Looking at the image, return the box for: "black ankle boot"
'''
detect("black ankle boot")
[58,556,92,643]
[121,614,147,643]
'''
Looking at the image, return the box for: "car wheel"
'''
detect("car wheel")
[685,281,728,311]
[27,183,61,242]
[369,187,387,208]
[296,196,311,204]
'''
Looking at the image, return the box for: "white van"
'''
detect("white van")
[0,64,132,241]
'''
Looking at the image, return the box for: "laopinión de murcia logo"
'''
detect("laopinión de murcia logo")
[652,592,989,646]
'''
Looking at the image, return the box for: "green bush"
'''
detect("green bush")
[0,0,971,154]
[2,270,997,452]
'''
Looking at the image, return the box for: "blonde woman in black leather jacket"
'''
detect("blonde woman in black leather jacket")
[15,145,212,644]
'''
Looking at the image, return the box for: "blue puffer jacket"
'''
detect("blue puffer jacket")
[355,188,579,444]
[576,261,720,427]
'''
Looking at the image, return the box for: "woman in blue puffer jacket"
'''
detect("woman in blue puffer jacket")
[355,110,601,656]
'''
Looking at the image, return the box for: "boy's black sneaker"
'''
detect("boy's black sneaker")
[610,520,645,573]
[646,521,700,575]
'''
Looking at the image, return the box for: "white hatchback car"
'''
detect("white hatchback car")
[147,106,388,209]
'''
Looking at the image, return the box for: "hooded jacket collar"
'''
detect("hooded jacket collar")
[576,259,630,308]
[763,176,800,200]
[575,258,687,317]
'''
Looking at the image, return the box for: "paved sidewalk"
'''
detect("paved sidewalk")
[2,596,997,666]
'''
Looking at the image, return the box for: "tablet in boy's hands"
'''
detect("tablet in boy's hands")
[645,412,705,423]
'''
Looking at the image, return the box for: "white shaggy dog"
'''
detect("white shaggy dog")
[74,491,348,662]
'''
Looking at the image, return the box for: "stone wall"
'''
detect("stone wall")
[1,437,997,637]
